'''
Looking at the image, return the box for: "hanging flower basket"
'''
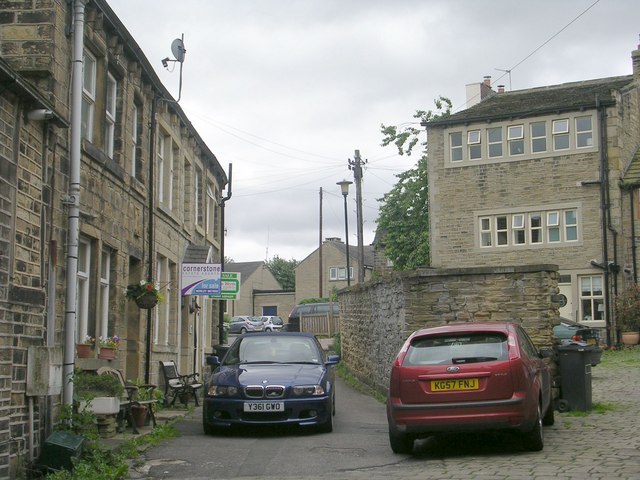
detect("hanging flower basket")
[126,281,162,309]
[135,293,159,309]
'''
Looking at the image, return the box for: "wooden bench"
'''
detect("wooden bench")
[159,360,202,406]
[96,366,158,434]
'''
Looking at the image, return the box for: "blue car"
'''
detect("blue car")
[204,332,340,434]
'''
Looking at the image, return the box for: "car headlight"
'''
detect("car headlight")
[208,385,239,397]
[291,385,325,396]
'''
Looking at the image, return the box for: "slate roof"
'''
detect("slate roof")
[226,261,266,278]
[182,245,212,263]
[622,147,640,188]
[427,75,634,128]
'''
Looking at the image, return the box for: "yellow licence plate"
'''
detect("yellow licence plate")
[431,378,479,392]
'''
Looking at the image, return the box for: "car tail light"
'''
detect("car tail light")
[571,334,583,341]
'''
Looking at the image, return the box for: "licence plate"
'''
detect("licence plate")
[586,339,596,345]
[431,378,479,392]
[243,402,284,412]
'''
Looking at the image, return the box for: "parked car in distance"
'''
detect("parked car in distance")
[387,322,554,454]
[228,316,264,334]
[285,302,339,332]
[553,317,600,345]
[203,332,340,434]
[260,315,284,332]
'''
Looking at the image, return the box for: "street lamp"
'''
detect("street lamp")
[337,180,353,286]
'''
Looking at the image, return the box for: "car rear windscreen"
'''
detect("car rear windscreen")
[404,333,508,366]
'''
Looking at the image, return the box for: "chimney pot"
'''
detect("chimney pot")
[483,76,491,87]
[497,85,505,94]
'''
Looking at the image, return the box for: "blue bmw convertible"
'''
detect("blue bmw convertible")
[203,332,340,434]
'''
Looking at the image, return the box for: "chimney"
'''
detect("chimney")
[483,76,491,88]
[466,76,495,107]
[497,85,505,94]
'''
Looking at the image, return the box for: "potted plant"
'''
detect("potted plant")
[126,280,163,309]
[76,335,95,358]
[73,370,124,415]
[98,335,120,360]
[614,283,640,345]
[128,379,161,428]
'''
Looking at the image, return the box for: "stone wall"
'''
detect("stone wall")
[338,265,559,396]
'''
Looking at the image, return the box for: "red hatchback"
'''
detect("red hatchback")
[387,322,554,454]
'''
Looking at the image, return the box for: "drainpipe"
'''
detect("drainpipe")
[218,164,232,344]
[597,99,613,347]
[630,189,638,284]
[63,0,87,407]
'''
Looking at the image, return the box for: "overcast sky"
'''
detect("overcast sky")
[108,0,640,263]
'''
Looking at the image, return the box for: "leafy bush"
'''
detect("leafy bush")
[614,283,640,331]
[73,370,124,399]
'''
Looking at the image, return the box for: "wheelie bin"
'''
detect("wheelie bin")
[556,343,599,412]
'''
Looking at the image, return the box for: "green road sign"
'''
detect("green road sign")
[209,272,240,299]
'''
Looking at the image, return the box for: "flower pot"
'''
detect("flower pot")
[135,293,158,309]
[621,331,640,346]
[130,405,148,428]
[76,344,93,358]
[79,397,120,415]
[98,346,117,360]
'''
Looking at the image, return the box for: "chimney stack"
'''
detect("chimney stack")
[483,76,491,88]
[633,37,640,82]
[497,85,505,94]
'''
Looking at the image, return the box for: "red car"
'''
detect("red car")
[387,322,554,454]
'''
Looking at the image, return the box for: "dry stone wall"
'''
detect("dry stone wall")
[338,265,559,396]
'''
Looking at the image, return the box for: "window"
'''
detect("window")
[450,132,463,162]
[154,256,170,345]
[468,130,481,160]
[206,184,216,236]
[76,238,92,342]
[508,125,524,156]
[530,121,546,153]
[580,275,604,322]
[105,73,117,158]
[81,51,96,141]
[157,133,165,204]
[529,212,542,243]
[157,134,175,210]
[576,116,593,148]
[565,210,578,241]
[478,207,579,249]
[131,103,141,179]
[547,211,560,242]
[496,216,508,246]
[480,217,492,247]
[329,266,353,281]
[487,127,502,158]
[195,167,203,227]
[553,119,570,150]
[513,214,525,244]
[99,249,111,339]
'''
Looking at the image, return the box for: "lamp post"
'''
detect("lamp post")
[337,180,353,286]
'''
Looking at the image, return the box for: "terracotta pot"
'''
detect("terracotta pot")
[135,293,158,309]
[98,346,117,360]
[130,405,148,428]
[621,331,640,346]
[76,344,93,358]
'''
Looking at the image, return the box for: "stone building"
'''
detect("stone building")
[0,0,226,475]
[294,237,374,303]
[425,44,640,345]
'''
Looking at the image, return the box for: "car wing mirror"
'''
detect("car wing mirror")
[325,354,341,365]
[538,347,555,359]
[206,355,221,366]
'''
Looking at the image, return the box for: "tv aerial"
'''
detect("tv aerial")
[161,34,186,102]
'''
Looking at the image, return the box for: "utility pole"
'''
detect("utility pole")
[349,150,366,283]
[319,187,323,298]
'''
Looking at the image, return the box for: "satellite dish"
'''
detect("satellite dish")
[171,38,186,63]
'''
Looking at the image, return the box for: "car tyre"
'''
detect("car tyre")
[389,430,414,454]
[317,411,333,433]
[203,421,220,436]
[240,327,247,334]
[522,403,544,451]
[542,402,555,426]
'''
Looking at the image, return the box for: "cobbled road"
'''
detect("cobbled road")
[130,349,640,480]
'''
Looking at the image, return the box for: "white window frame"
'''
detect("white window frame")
[496,215,508,246]
[157,133,166,204]
[154,257,170,345]
[76,238,91,343]
[450,132,463,162]
[553,119,570,151]
[512,214,525,245]
[206,184,216,236]
[195,167,203,227]
[99,249,111,339]
[547,211,560,243]
[529,212,543,244]
[564,210,578,241]
[81,50,96,141]
[487,127,503,158]
[507,125,524,156]
[468,129,481,160]
[131,104,138,177]
[579,275,605,325]
[480,217,492,247]
[105,73,117,158]
[530,121,547,153]
[575,116,593,148]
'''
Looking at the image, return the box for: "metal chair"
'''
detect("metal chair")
[159,360,202,406]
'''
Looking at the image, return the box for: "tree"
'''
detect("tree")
[378,96,451,270]
[266,255,298,290]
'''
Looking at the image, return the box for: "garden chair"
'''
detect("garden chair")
[96,366,158,434]
[159,360,202,406]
